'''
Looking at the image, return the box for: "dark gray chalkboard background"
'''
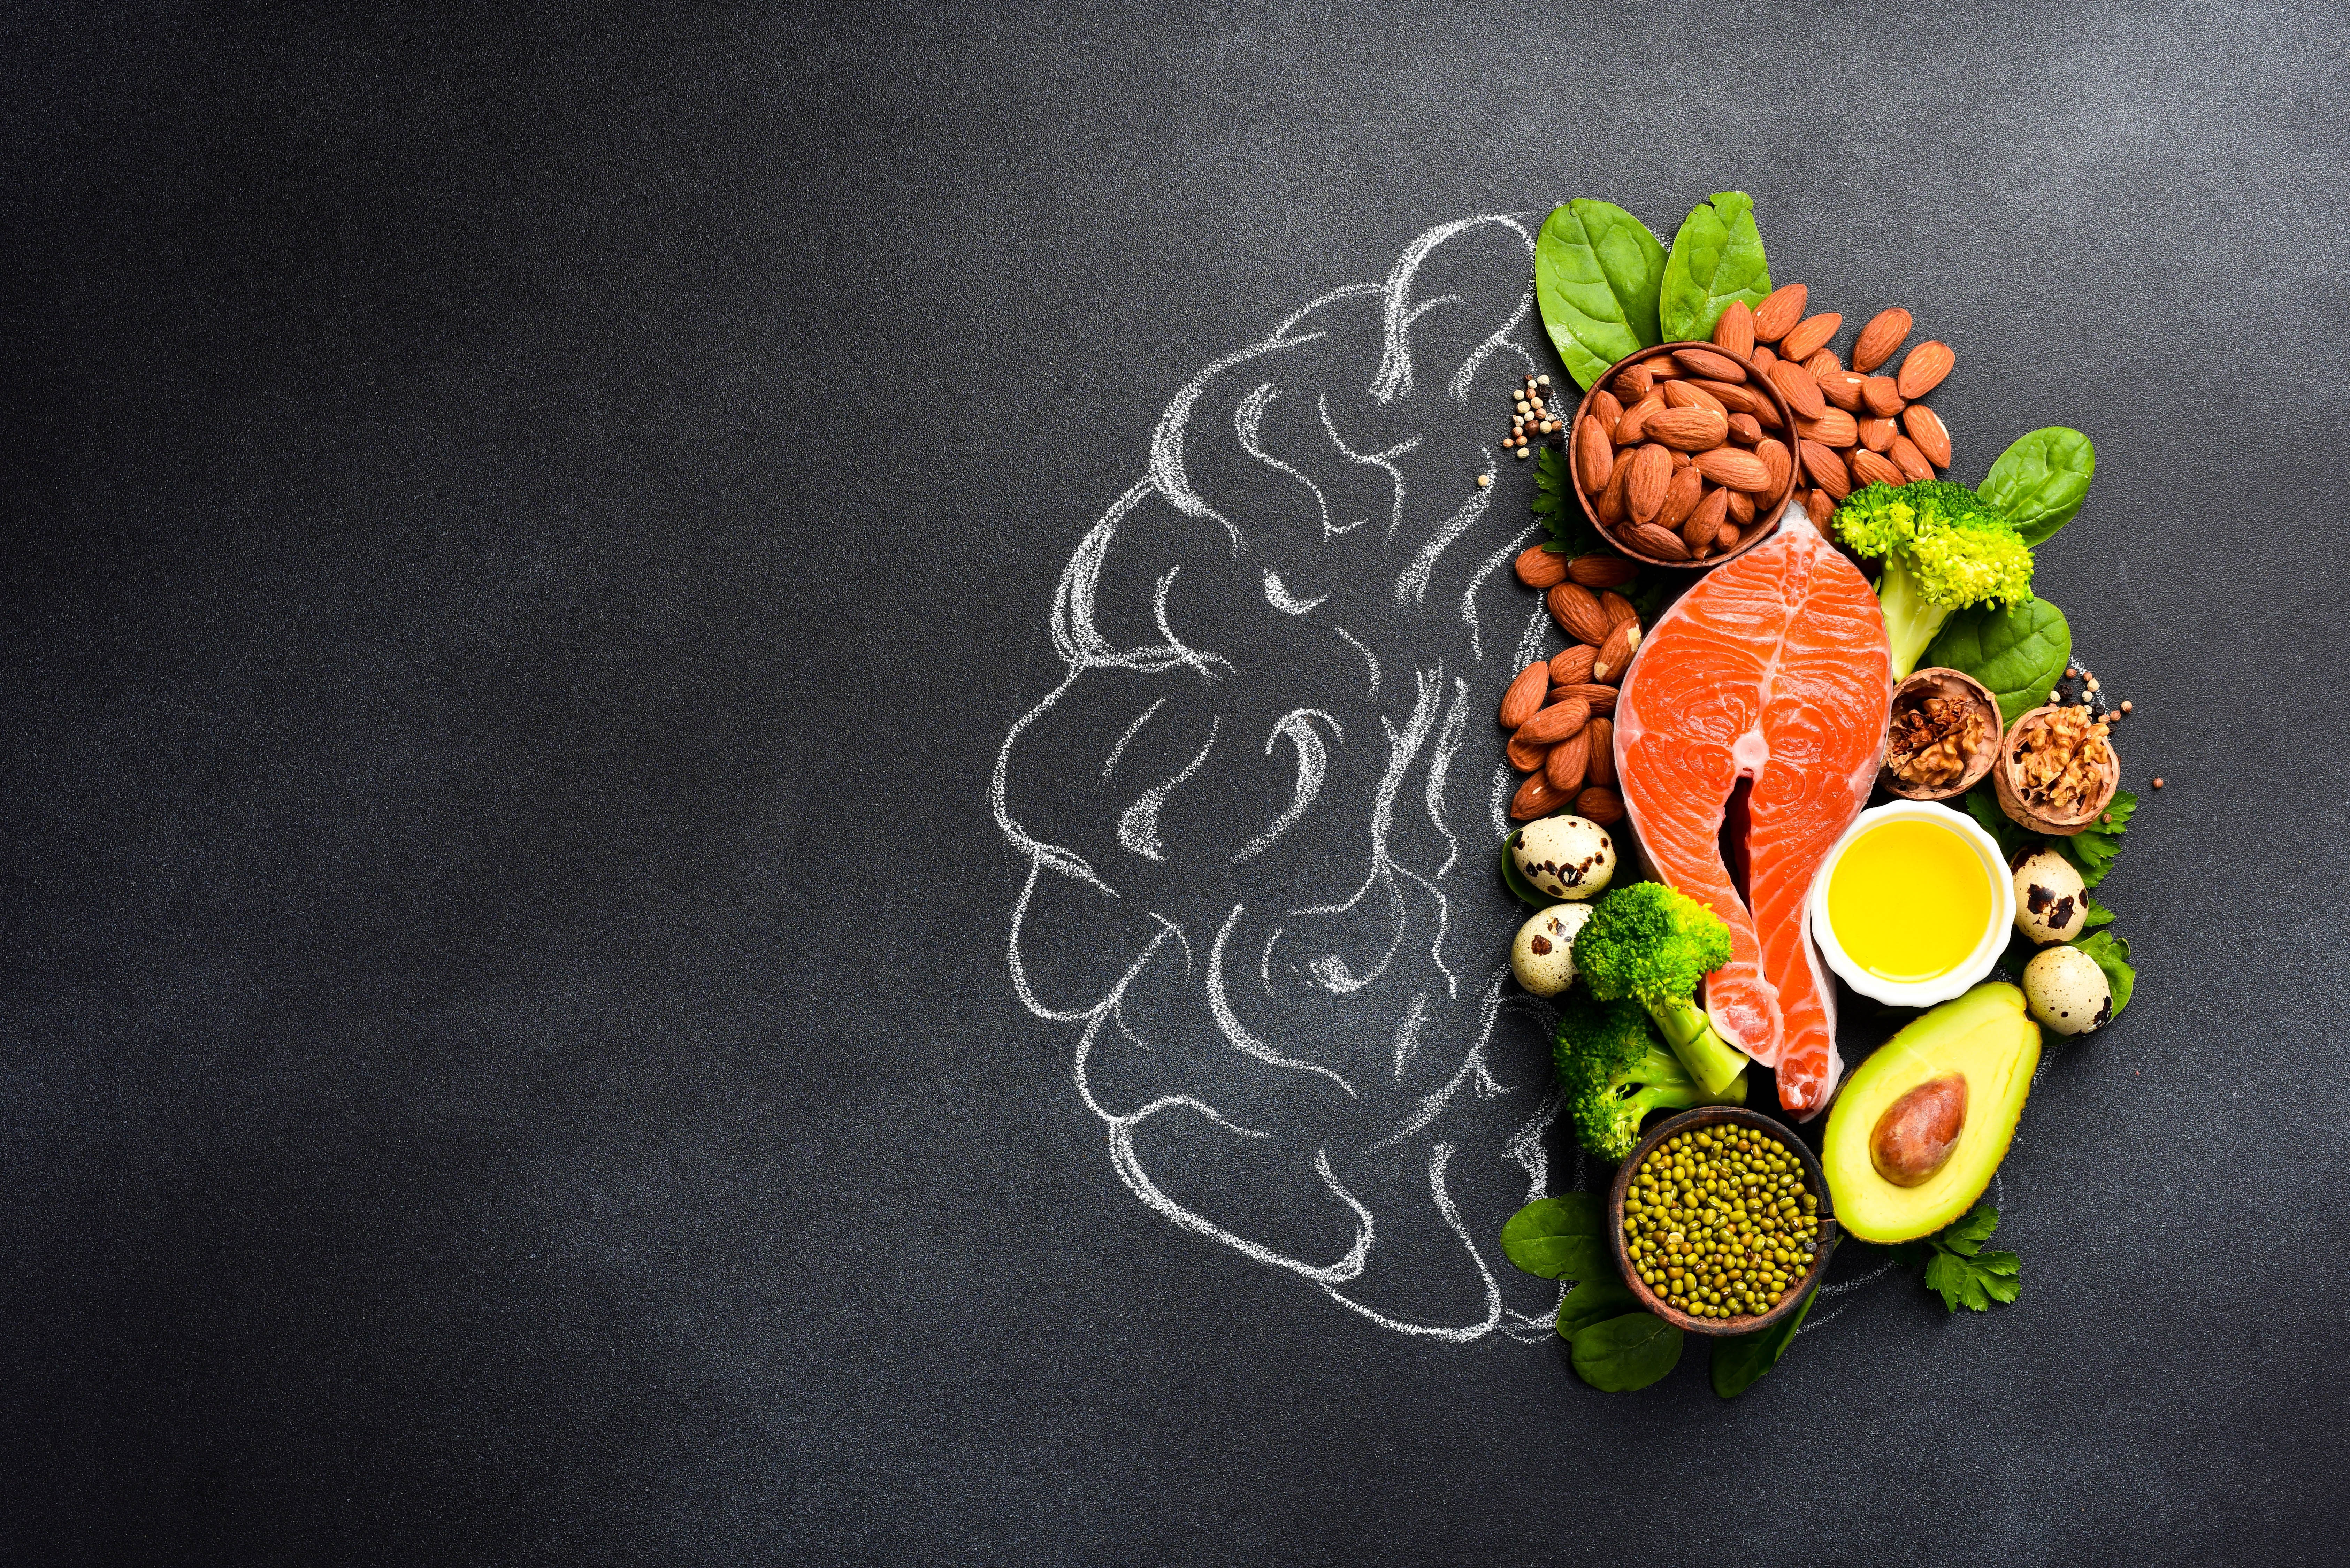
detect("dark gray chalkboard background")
[4,5,2345,1564]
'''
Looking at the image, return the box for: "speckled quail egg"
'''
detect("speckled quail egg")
[1511,903,1594,997]
[2022,944,2112,1036]
[2011,847,2087,946]
[1512,814,1616,901]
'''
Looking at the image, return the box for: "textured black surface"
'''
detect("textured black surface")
[4,4,2346,1564]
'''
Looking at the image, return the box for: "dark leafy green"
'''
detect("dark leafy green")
[1499,830,1552,910]
[2081,898,2116,930]
[1963,784,2029,861]
[1657,193,1771,344]
[2073,929,2135,1015]
[1555,1275,1638,1339]
[1569,1311,1684,1392]
[1890,1201,2021,1313]
[1499,1194,1610,1281]
[1531,444,1607,556]
[1981,427,2095,546]
[1536,200,1668,390]
[2053,789,2137,888]
[1710,1285,1817,1399]
[1926,598,2074,727]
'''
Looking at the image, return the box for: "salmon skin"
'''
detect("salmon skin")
[1614,503,1892,1115]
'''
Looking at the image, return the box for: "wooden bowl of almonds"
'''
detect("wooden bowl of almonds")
[1569,341,1801,568]
[1880,667,2002,800]
[1992,702,2121,835]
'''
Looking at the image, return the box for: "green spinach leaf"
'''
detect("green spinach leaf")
[1981,427,2095,546]
[1555,1275,1639,1339]
[1570,1311,1684,1392]
[1657,193,1771,344]
[1499,830,1552,910]
[2073,929,2135,1015]
[1710,1285,1817,1398]
[2053,789,2137,888]
[1963,784,2029,862]
[1499,1194,1609,1281]
[1535,200,1668,390]
[1925,598,2074,727]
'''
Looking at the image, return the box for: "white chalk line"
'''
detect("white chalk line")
[1290,666,1444,996]
[1392,992,1431,1081]
[1334,624,1381,696]
[1322,1142,1503,1342]
[1101,697,1168,781]
[1422,676,1472,881]
[1116,716,1218,862]
[1317,392,1420,542]
[1233,709,1342,864]
[1208,902,1358,1098]
[1262,570,1326,615]
[1460,525,1539,664]
[1394,472,1493,608]
[1234,382,1350,543]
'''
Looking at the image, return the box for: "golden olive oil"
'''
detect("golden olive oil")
[1826,819,1993,984]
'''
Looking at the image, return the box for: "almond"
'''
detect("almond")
[1669,447,1692,471]
[1780,312,1843,363]
[1506,729,1551,774]
[1584,717,1616,789]
[1753,283,1807,343]
[1755,437,1794,494]
[1693,378,1769,419]
[1766,358,1828,421]
[1615,391,1666,445]
[1674,347,1747,383]
[1694,446,1773,492]
[1663,379,1729,416]
[1850,448,1905,489]
[1626,522,1692,561]
[1804,348,1843,379]
[1498,660,1551,729]
[1902,404,1952,468]
[1800,439,1852,500]
[1510,770,1572,821]
[1896,340,1956,399]
[1797,407,1859,448]
[1727,411,1763,446]
[1545,729,1590,794]
[1715,520,1742,551]
[1547,582,1612,646]
[1548,643,1598,686]
[1517,696,1591,746]
[1749,344,1777,374]
[1861,376,1904,417]
[1613,361,1654,400]
[1565,553,1638,589]
[1575,786,1626,826]
[1657,465,1707,531]
[1592,618,1643,683]
[1725,487,1756,526]
[1711,300,1756,358]
[1819,370,1867,413]
[1625,443,1673,523]
[1594,459,1630,526]
[1514,545,1570,589]
[1683,486,1731,551]
[1557,682,1619,716]
[1857,416,1897,453]
[1889,435,1936,484]
[1600,591,1639,630]
[1575,415,1614,492]
[1590,387,1626,442]
[1802,487,1835,530]
[1646,406,1730,452]
[1853,307,1913,372]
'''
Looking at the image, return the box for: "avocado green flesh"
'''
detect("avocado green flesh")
[1823,982,2041,1244]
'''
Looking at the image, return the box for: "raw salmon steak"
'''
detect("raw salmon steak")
[1614,504,1891,1115]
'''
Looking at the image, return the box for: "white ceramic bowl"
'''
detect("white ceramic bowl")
[1807,800,2015,1008]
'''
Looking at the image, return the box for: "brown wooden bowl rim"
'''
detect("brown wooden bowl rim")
[1991,701,2122,834]
[1878,666,2004,801]
[1568,341,1799,570]
[1605,1104,1841,1338]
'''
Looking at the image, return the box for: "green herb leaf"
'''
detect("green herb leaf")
[1499,830,1553,910]
[1569,1310,1685,1392]
[1499,1194,1609,1281]
[1981,427,2096,546]
[2073,929,2135,1015]
[2053,789,2137,888]
[1657,193,1772,344]
[2081,898,2116,930]
[1924,598,2074,728]
[1555,1275,1639,1339]
[1936,1200,2000,1258]
[1535,200,1668,391]
[1531,444,1607,556]
[1963,784,2030,862]
[1710,1285,1817,1399]
[1910,1203,2022,1312]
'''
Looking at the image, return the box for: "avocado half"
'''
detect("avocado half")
[1823,982,2041,1244]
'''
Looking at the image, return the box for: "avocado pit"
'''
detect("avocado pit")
[1869,1073,1968,1187]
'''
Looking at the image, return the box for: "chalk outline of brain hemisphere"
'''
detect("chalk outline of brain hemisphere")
[992,214,1609,1343]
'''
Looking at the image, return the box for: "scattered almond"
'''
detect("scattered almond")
[1755,437,1794,494]
[1548,582,1613,645]
[1584,717,1616,789]
[1711,300,1755,358]
[1575,786,1626,826]
[1767,358,1828,421]
[1506,728,1552,773]
[1613,361,1654,400]
[1600,591,1639,631]
[1548,643,1598,686]
[1615,391,1666,445]
[1499,660,1551,729]
[1545,729,1591,794]
[1804,349,1842,380]
[1802,487,1836,530]
[1818,370,1867,413]
[1889,435,1936,484]
[1558,682,1619,715]
[1896,340,1956,399]
[1850,448,1905,489]
[1518,697,1591,746]
[1594,459,1630,526]
[1800,439,1852,500]
[1515,545,1570,589]
[1749,344,1777,374]
[1902,404,1952,468]
[1797,407,1859,448]
[1592,619,1643,683]
[1860,376,1904,417]
[1510,770,1574,821]
[1753,283,1807,343]
[1780,312,1842,363]
[1853,308,1913,372]
[1683,486,1731,551]
[1565,553,1638,589]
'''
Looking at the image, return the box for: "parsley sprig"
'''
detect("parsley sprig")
[1892,1201,2021,1313]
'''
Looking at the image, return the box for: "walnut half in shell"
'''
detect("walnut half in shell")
[1879,668,2002,801]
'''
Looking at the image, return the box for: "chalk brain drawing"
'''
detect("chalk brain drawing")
[992,215,1592,1342]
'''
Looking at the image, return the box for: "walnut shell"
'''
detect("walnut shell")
[1992,703,2121,836]
[1878,667,2001,801]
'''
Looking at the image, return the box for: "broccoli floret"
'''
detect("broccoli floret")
[1834,479,2035,678]
[1554,992,1746,1161]
[1570,883,1751,1096]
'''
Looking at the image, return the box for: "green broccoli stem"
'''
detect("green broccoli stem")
[1874,554,1957,679]
[1646,997,1751,1097]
